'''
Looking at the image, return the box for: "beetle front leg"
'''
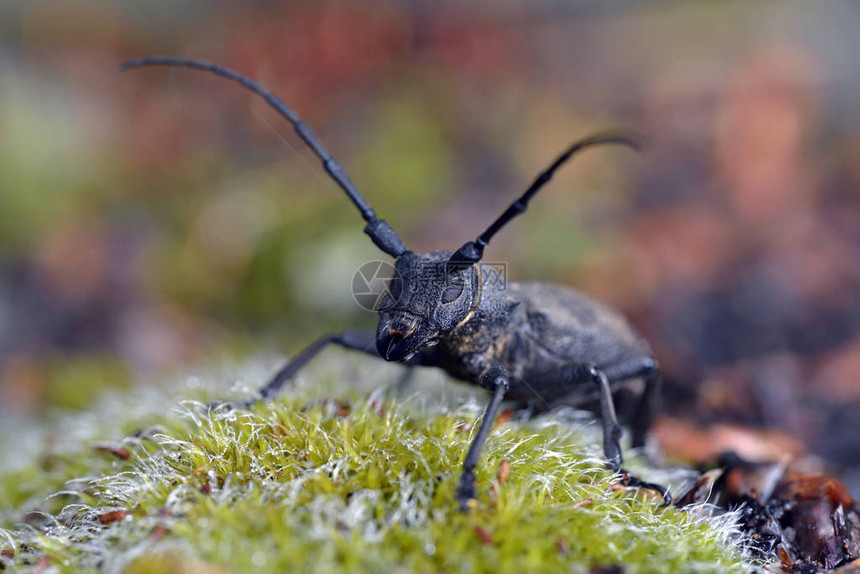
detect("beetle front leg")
[240,330,443,408]
[249,330,380,405]
[456,366,509,511]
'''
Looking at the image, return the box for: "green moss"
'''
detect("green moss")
[0,368,750,573]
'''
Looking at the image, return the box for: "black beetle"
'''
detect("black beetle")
[121,57,668,510]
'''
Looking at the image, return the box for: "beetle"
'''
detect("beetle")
[121,57,669,510]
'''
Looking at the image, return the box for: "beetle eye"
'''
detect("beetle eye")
[441,281,464,303]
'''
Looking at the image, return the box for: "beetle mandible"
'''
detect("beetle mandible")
[121,57,669,510]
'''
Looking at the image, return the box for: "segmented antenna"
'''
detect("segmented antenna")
[120,57,406,258]
[449,131,641,264]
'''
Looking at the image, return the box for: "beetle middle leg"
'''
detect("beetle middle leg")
[602,357,661,449]
[535,363,670,503]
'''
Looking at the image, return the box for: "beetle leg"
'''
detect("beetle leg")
[592,364,671,504]
[526,364,624,470]
[533,363,671,504]
[602,357,661,449]
[617,471,671,504]
[234,330,442,409]
[592,366,624,472]
[249,330,379,405]
[456,366,509,511]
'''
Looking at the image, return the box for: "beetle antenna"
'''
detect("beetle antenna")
[449,131,641,264]
[120,57,406,258]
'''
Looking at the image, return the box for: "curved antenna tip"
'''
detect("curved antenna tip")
[118,57,157,73]
[582,129,647,153]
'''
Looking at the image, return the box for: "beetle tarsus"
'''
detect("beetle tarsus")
[618,469,672,505]
[456,469,477,512]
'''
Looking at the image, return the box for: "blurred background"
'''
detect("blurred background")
[2,1,860,494]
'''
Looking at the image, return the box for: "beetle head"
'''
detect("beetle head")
[376,251,479,361]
